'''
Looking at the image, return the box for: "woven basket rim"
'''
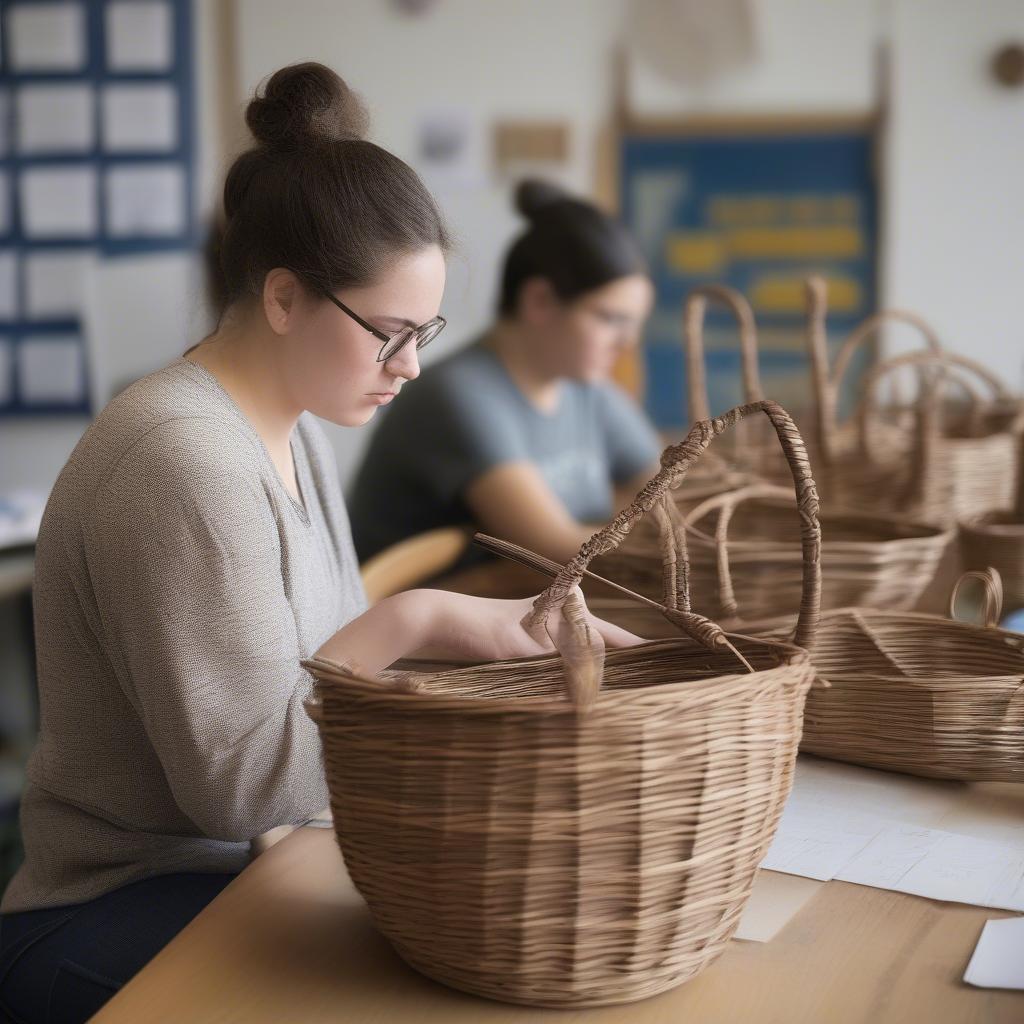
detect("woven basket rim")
[304,634,812,713]
[749,604,1024,646]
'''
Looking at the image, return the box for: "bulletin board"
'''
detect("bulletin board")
[620,122,878,429]
[0,0,194,417]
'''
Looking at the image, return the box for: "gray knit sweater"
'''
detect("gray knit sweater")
[2,358,366,913]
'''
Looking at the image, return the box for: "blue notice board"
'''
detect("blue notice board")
[621,129,877,428]
[0,0,195,418]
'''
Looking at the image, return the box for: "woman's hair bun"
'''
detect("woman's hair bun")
[514,178,570,219]
[245,62,369,148]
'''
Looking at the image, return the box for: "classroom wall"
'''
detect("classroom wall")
[883,0,1024,387]
[3,0,1022,497]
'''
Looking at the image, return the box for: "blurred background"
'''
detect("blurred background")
[0,0,1022,879]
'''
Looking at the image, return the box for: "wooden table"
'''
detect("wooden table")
[96,824,1023,1023]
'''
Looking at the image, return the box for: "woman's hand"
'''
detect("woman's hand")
[410,589,642,664]
[313,588,643,677]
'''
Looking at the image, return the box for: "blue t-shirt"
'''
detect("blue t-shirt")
[348,343,661,561]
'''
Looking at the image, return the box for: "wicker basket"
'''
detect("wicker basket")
[797,568,1024,782]
[304,400,821,1009]
[681,284,796,485]
[960,509,1024,614]
[594,483,950,628]
[804,275,944,470]
[817,350,1023,526]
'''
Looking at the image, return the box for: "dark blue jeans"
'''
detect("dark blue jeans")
[0,872,236,1024]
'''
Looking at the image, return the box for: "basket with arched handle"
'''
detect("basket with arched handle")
[304,400,820,1008]
[804,274,945,468]
[821,348,1023,525]
[680,284,794,486]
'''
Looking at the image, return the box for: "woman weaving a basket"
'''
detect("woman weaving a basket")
[0,63,639,1022]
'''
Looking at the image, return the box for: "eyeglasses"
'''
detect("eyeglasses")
[323,292,447,362]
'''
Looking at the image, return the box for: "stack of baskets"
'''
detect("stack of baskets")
[306,400,821,1008]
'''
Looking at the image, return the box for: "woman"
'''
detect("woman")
[0,64,635,1022]
[349,180,662,566]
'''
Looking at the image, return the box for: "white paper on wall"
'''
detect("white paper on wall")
[8,2,86,72]
[17,336,86,404]
[101,84,177,152]
[16,84,95,154]
[20,167,98,239]
[105,164,185,238]
[0,170,10,235]
[105,1,173,72]
[0,338,12,405]
[25,250,94,320]
[0,91,8,157]
[0,251,17,321]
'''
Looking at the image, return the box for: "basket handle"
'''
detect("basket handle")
[522,401,821,707]
[684,284,763,422]
[949,567,1004,628]
[806,275,944,465]
[856,350,1011,465]
[682,483,796,620]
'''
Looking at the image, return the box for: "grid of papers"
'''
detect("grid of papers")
[0,0,191,416]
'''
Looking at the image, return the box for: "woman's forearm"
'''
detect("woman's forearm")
[314,590,438,676]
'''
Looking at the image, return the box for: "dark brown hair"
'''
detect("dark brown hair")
[212,62,450,311]
[498,180,644,317]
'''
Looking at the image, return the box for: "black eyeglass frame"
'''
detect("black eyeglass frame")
[323,291,447,363]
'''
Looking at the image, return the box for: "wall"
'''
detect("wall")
[3,0,1022,497]
[883,0,1024,386]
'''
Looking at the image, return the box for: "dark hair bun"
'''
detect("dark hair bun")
[514,179,570,219]
[246,62,369,149]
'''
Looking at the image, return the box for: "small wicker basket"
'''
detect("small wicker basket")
[804,275,943,470]
[681,284,793,485]
[817,349,1023,526]
[959,452,1024,612]
[305,400,820,1008]
[798,568,1024,782]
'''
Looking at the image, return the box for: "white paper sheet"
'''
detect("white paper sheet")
[9,2,86,72]
[105,0,173,71]
[0,170,10,235]
[762,807,882,881]
[964,917,1024,990]
[16,83,94,154]
[16,336,85,404]
[0,91,9,157]
[782,756,961,828]
[101,84,177,152]
[758,757,1024,913]
[735,870,822,942]
[836,825,1024,912]
[0,338,12,406]
[25,251,93,320]
[105,164,184,237]
[20,167,97,239]
[0,251,17,320]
